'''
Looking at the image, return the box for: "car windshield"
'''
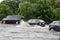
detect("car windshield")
[52,21,60,25]
[28,19,39,23]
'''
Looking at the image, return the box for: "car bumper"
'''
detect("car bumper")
[2,20,20,24]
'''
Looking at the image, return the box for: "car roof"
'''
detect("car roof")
[53,21,60,22]
[7,15,24,18]
[7,15,23,17]
[51,21,60,23]
[28,19,44,22]
[30,19,44,20]
[29,19,42,20]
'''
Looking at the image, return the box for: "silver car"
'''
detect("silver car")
[27,19,45,27]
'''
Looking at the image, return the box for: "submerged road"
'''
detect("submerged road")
[0,24,59,40]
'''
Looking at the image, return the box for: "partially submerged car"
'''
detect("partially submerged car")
[49,21,60,31]
[2,15,24,24]
[27,19,45,27]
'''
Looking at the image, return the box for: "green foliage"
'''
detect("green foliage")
[2,0,21,14]
[36,0,56,23]
[0,4,12,20]
[0,0,59,23]
[55,2,60,8]
[55,8,60,20]
[54,0,60,8]
[19,0,57,23]
[19,1,37,20]
[0,0,21,20]
[24,0,38,3]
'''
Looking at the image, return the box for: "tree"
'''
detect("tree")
[0,0,57,23]
[35,0,56,23]
[55,8,60,20]
[24,0,37,3]
[19,0,57,23]
[0,4,12,20]
[19,1,37,20]
[2,0,21,15]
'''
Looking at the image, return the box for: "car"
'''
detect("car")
[2,15,24,24]
[49,21,60,31]
[27,19,45,27]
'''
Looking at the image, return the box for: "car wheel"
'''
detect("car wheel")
[49,28,55,31]
[3,21,6,24]
[41,25,45,27]
[51,29,54,31]
[16,21,19,24]
[39,23,41,26]
[49,28,51,31]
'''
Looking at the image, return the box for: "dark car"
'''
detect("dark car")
[27,19,45,27]
[49,21,60,31]
[2,15,24,24]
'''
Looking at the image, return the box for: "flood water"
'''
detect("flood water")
[0,21,60,40]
